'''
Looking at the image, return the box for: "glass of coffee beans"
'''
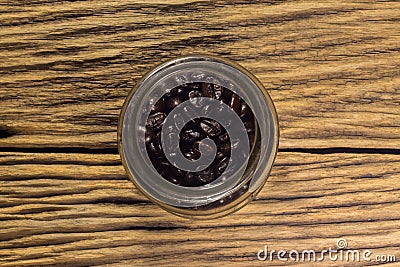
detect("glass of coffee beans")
[118,55,279,219]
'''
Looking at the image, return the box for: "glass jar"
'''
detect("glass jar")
[118,55,279,219]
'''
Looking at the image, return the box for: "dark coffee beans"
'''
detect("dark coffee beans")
[145,81,256,188]
[200,119,222,137]
[147,112,166,131]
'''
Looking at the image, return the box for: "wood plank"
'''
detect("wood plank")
[0,151,399,266]
[1,0,399,149]
[1,1,399,266]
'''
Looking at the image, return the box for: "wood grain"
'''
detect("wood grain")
[0,0,399,266]
[0,152,400,266]
[0,0,399,149]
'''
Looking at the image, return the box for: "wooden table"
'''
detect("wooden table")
[1,1,399,266]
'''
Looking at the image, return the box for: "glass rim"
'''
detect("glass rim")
[117,54,280,218]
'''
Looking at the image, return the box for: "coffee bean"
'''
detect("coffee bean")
[217,132,229,143]
[148,138,162,156]
[194,181,249,210]
[195,167,217,184]
[200,119,222,137]
[215,151,225,159]
[145,80,256,197]
[201,82,215,98]
[181,128,203,143]
[240,102,250,118]
[229,93,241,113]
[220,142,231,155]
[146,112,166,131]
[206,77,223,100]
[184,150,200,161]
[145,134,152,145]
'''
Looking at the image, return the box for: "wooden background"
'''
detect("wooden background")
[0,0,399,266]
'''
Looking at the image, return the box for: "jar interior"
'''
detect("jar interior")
[119,55,278,218]
[144,82,257,188]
